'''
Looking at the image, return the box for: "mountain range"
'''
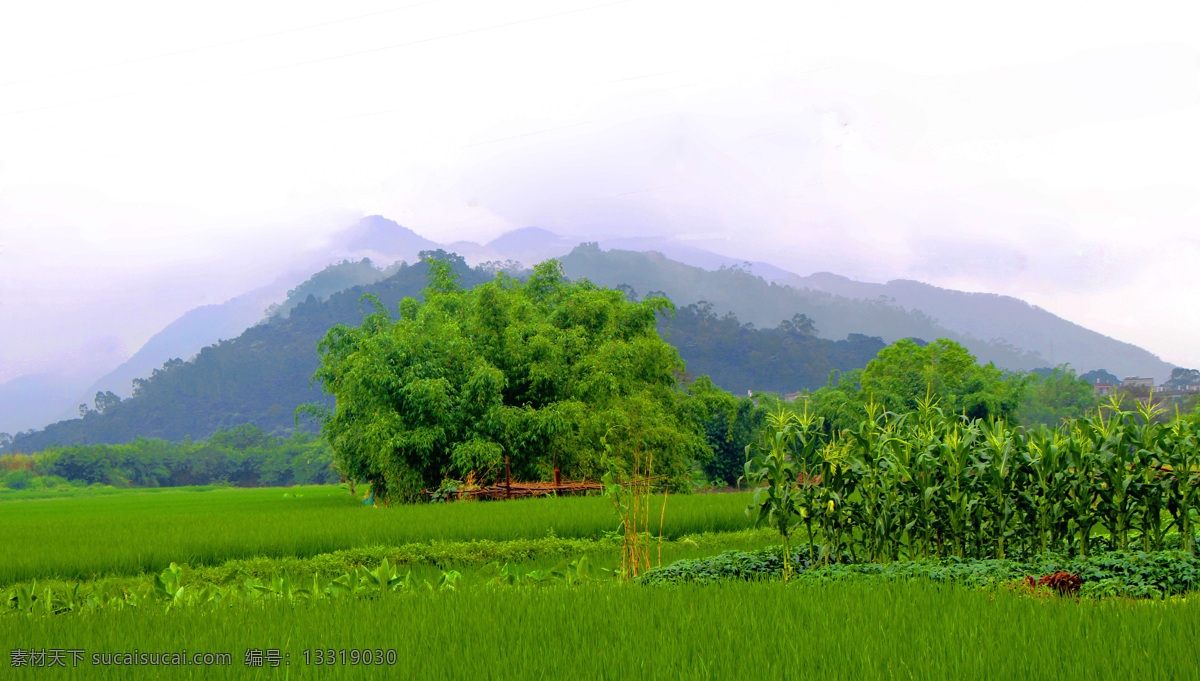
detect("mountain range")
[0,215,1178,437]
[3,255,883,451]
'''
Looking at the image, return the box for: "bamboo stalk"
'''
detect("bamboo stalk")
[659,487,668,568]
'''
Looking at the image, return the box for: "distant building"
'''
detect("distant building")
[1158,391,1196,403]
[1121,377,1154,392]
[1153,384,1200,403]
[1094,383,1116,397]
[1156,384,1200,393]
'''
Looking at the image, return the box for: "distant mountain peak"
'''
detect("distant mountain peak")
[486,226,566,247]
[804,271,857,285]
[336,215,439,259]
[468,226,580,267]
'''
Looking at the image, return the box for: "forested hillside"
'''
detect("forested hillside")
[559,244,1046,371]
[65,279,293,409]
[264,258,403,320]
[784,272,1174,380]
[10,254,492,452]
[663,301,886,395]
[9,251,892,452]
[9,222,1176,439]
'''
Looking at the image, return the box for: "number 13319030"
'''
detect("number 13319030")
[302,649,397,665]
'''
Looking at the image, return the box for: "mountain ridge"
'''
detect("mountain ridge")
[1,215,1179,435]
[779,272,1172,381]
[4,255,889,452]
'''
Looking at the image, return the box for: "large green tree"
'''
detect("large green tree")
[1016,365,1099,428]
[678,376,765,487]
[306,256,707,502]
[811,338,1024,431]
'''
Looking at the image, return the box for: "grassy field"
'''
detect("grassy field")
[5,580,1196,680]
[0,485,755,584]
[7,484,1197,681]
[0,484,141,501]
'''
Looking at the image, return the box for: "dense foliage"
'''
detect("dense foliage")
[1081,368,1120,387]
[809,338,1024,432]
[1164,367,1200,390]
[677,376,765,486]
[637,547,805,585]
[641,547,1200,597]
[1016,365,1100,428]
[0,425,336,491]
[661,300,886,395]
[745,398,1200,564]
[307,256,707,502]
[263,258,400,320]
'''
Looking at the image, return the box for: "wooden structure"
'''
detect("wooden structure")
[438,480,606,500]
[422,456,667,501]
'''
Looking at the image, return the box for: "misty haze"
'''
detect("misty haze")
[2,2,1199,679]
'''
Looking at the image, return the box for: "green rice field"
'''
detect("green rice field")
[5,580,1196,681]
[5,484,1197,680]
[0,485,754,583]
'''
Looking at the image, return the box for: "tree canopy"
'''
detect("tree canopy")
[659,300,886,395]
[810,338,1024,431]
[307,257,707,502]
[1080,369,1120,387]
[1164,368,1200,390]
[1016,365,1099,428]
[678,376,765,487]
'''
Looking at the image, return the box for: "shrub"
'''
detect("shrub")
[638,548,808,585]
[640,548,1200,597]
[4,469,31,490]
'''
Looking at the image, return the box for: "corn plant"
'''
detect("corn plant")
[1162,418,1200,556]
[776,398,1200,564]
[976,419,1019,559]
[741,408,806,580]
[1020,427,1069,555]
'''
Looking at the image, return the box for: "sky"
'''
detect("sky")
[2,0,1199,387]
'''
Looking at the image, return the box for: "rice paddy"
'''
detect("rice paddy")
[4,580,1196,680]
[0,485,755,583]
[5,484,1196,680]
